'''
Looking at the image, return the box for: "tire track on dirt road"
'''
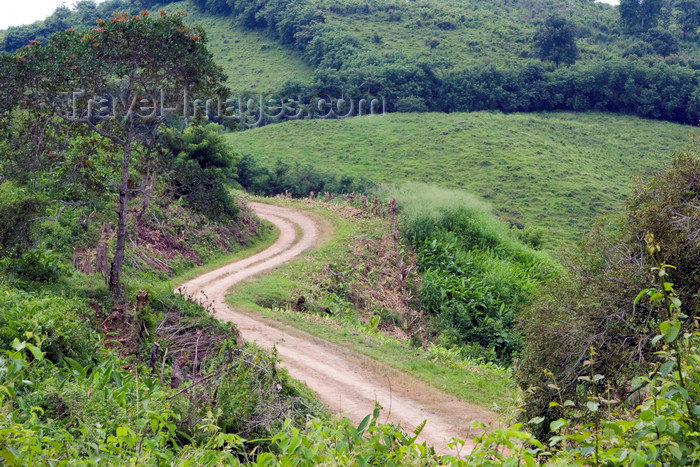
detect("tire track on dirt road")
[178,201,496,455]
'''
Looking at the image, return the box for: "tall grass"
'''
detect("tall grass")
[390,184,552,266]
[381,183,557,362]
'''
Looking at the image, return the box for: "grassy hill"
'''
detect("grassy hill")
[226,111,695,246]
[163,1,312,92]
[310,0,625,67]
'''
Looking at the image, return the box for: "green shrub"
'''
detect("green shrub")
[518,144,700,437]
[160,123,241,221]
[0,182,45,257]
[9,250,65,282]
[383,184,555,362]
[0,284,98,364]
[395,96,428,113]
[237,155,372,197]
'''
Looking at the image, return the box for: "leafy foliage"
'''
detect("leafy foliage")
[518,144,700,437]
[0,10,228,298]
[620,0,663,34]
[533,15,578,67]
[0,284,98,364]
[171,0,700,124]
[236,154,372,197]
[0,182,45,257]
[387,184,556,363]
[161,123,241,220]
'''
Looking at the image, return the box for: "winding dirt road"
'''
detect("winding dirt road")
[178,202,496,454]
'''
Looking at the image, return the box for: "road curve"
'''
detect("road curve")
[177,202,494,454]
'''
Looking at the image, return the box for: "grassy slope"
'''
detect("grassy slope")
[227,111,695,246]
[312,0,698,68]
[163,1,312,93]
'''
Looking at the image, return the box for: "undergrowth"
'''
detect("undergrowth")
[383,184,557,363]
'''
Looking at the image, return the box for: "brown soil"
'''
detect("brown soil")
[177,201,497,455]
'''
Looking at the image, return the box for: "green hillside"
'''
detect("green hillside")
[310,0,623,67]
[4,0,700,122]
[162,1,312,92]
[226,111,695,246]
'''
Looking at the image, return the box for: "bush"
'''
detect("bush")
[395,96,428,113]
[160,123,240,220]
[236,155,372,197]
[9,250,65,282]
[622,40,655,57]
[0,284,98,364]
[517,144,700,436]
[0,182,45,257]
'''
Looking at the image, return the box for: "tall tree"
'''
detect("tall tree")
[677,0,700,39]
[533,15,578,67]
[643,27,679,56]
[620,0,663,33]
[0,11,228,298]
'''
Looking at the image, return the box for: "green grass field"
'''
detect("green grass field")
[163,1,312,93]
[226,111,696,246]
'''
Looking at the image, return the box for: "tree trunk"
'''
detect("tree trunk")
[108,136,132,299]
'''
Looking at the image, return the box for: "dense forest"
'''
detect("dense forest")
[1,0,700,464]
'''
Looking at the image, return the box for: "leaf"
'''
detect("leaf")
[528,416,545,425]
[1,447,20,464]
[24,343,44,361]
[660,321,671,333]
[549,401,560,408]
[550,419,566,431]
[63,357,83,373]
[664,322,680,342]
[116,426,128,438]
[668,445,682,460]
[634,289,650,306]
[413,419,426,437]
[654,417,667,432]
[586,401,599,412]
[660,359,675,377]
[563,400,575,407]
[356,413,371,436]
[601,421,623,435]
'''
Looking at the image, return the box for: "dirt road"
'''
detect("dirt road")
[178,202,496,455]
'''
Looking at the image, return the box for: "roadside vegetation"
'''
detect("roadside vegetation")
[386,184,556,363]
